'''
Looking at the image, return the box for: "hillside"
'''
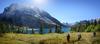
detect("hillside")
[0,4,62,28]
[71,18,100,32]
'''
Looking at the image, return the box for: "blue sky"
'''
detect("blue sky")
[0,0,100,23]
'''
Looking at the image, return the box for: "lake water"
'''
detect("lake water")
[27,27,70,34]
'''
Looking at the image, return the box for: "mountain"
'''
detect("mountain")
[71,18,100,32]
[0,4,62,28]
[62,22,71,27]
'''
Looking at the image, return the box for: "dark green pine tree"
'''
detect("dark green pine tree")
[10,24,13,33]
[0,23,4,33]
[39,22,44,34]
[21,26,25,33]
[2,24,6,33]
[17,26,21,33]
[58,25,62,33]
[0,23,2,33]
[32,28,35,34]
[55,25,62,33]
[48,24,52,33]
[55,25,58,33]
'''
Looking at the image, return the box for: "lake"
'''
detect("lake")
[27,27,70,34]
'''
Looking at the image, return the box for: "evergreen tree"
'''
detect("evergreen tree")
[55,25,62,33]
[48,24,52,33]
[32,28,35,34]
[71,18,100,32]
[39,22,44,34]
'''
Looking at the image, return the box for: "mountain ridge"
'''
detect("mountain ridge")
[0,4,63,28]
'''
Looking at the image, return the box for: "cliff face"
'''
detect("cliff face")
[0,4,62,28]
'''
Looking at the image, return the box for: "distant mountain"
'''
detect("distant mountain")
[71,18,100,32]
[0,4,62,28]
[62,23,71,27]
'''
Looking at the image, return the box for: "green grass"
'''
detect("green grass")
[0,32,100,44]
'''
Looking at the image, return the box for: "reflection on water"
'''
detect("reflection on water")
[27,27,70,34]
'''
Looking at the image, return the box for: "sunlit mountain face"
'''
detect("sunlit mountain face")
[0,4,63,28]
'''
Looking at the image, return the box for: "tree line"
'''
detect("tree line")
[0,22,63,34]
[71,18,100,32]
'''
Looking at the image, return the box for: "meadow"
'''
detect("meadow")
[0,32,100,44]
